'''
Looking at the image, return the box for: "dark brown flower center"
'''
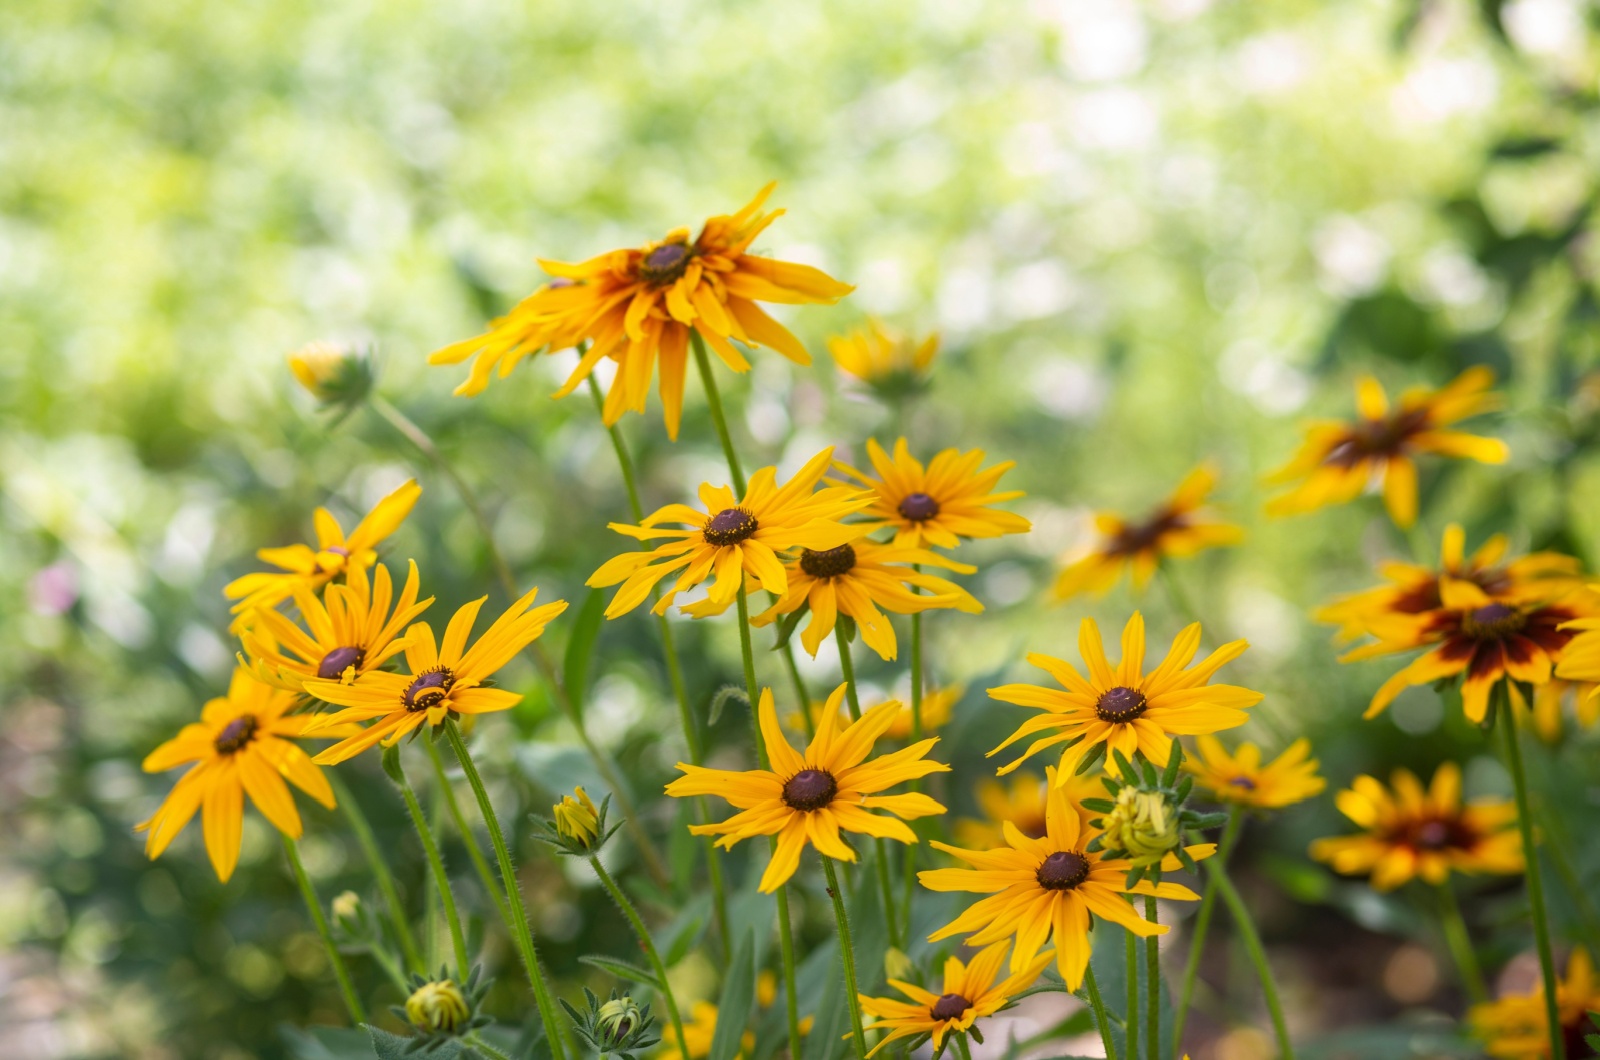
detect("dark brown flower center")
[930,994,972,1022]
[1095,686,1148,724]
[638,241,692,284]
[1325,408,1431,467]
[1108,511,1186,557]
[404,668,455,712]
[1462,603,1526,639]
[897,492,940,522]
[1036,851,1091,890]
[703,507,758,546]
[1228,776,1257,791]
[782,769,838,811]
[1392,815,1476,853]
[214,714,259,755]
[799,544,857,579]
[317,646,367,680]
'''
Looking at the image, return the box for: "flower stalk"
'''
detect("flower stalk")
[1202,838,1294,1060]
[330,771,423,972]
[1172,805,1244,1048]
[282,834,365,1024]
[835,623,905,950]
[1434,879,1487,1005]
[822,854,870,1060]
[383,745,470,976]
[589,856,688,1056]
[1084,964,1120,1060]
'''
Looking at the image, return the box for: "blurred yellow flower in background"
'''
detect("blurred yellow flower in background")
[954,769,1106,849]
[1471,948,1600,1060]
[833,438,1030,550]
[789,685,964,741]
[1186,736,1325,809]
[1310,763,1522,890]
[827,319,938,401]
[287,340,373,411]
[1265,367,1508,528]
[1052,464,1243,600]
[857,940,1052,1057]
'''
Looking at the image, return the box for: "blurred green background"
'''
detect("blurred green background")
[6,0,1600,1057]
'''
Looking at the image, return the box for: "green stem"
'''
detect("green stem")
[1205,844,1294,1060]
[1144,897,1160,1060]
[392,753,471,975]
[904,610,924,944]
[591,857,688,1055]
[691,331,746,493]
[823,856,870,1060]
[586,374,729,960]
[426,738,510,924]
[953,1031,974,1060]
[367,941,411,994]
[283,834,365,1024]
[331,772,422,972]
[1434,880,1487,1006]
[1498,687,1566,1060]
[1084,963,1120,1060]
[466,1034,516,1060]
[444,719,570,1060]
[781,638,816,739]
[835,625,903,949]
[1173,806,1243,1050]
[1124,927,1139,1060]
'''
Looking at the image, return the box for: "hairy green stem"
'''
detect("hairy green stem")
[1084,963,1120,1060]
[444,719,570,1060]
[1205,842,1294,1059]
[690,332,746,493]
[1434,880,1487,1005]
[835,625,903,949]
[590,856,688,1055]
[823,856,870,1060]
[1144,896,1160,1060]
[1125,927,1139,1060]
[283,834,365,1024]
[1172,805,1244,1049]
[467,1034,515,1060]
[392,754,471,975]
[425,738,510,924]
[331,772,422,972]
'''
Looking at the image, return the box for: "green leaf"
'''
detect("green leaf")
[562,589,608,716]
[278,1025,376,1060]
[769,604,810,652]
[579,954,661,988]
[366,1025,468,1059]
[709,931,757,1060]
[380,743,405,786]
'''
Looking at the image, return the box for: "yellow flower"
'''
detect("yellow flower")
[287,340,373,409]
[1052,464,1243,600]
[1186,736,1325,809]
[657,1002,752,1060]
[858,940,1052,1057]
[136,668,360,882]
[832,438,1030,550]
[304,586,568,764]
[1309,763,1522,891]
[920,765,1209,990]
[429,184,853,439]
[1315,523,1581,644]
[1343,579,1596,724]
[1523,679,1600,743]
[587,448,870,619]
[827,319,938,395]
[789,685,964,742]
[988,613,1261,773]
[1265,367,1508,528]
[745,534,982,661]
[554,786,601,848]
[664,685,949,893]
[406,979,471,1034]
[1472,948,1600,1059]
[224,479,422,623]
[1555,600,1600,693]
[240,560,433,692]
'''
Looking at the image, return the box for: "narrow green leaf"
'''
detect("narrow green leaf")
[709,931,757,1060]
[562,588,608,716]
[579,954,661,988]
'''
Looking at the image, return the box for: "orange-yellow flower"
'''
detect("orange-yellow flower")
[429,185,853,438]
[827,319,938,399]
[1186,736,1324,809]
[857,941,1051,1057]
[953,770,1105,849]
[832,438,1030,550]
[1265,367,1508,528]
[1471,948,1600,1059]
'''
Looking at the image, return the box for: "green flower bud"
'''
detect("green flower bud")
[1101,787,1179,868]
[597,996,643,1047]
[405,978,471,1035]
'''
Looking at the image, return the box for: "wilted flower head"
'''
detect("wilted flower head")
[288,340,374,413]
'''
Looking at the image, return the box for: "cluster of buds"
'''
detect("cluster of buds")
[1082,739,1227,887]
[534,786,620,856]
[288,339,375,418]
[560,988,658,1060]
[391,965,493,1054]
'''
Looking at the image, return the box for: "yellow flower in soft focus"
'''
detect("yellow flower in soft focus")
[789,685,965,742]
[744,534,982,661]
[1264,366,1508,528]
[832,438,1031,550]
[753,972,815,1035]
[657,1002,762,1060]
[287,340,373,411]
[827,319,938,399]
[241,560,433,692]
[921,765,1210,990]
[304,586,568,764]
[224,479,422,625]
[136,669,361,882]
[1521,679,1600,744]
[1315,523,1581,643]
[1052,464,1243,600]
[1186,736,1325,809]
[587,449,871,619]
[1471,948,1600,1059]
[988,613,1261,773]
[664,685,948,893]
[429,184,853,439]
[1309,763,1522,891]
[858,940,1053,1057]
[1556,598,1600,695]
[954,770,1108,850]
[406,978,471,1034]
[553,786,601,849]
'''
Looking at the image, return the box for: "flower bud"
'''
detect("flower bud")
[597,996,642,1046]
[288,340,373,410]
[406,979,471,1035]
[331,890,361,925]
[1102,787,1180,867]
[553,786,601,849]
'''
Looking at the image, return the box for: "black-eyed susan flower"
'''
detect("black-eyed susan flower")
[241,560,433,692]
[304,586,567,764]
[920,765,1208,989]
[137,668,361,882]
[1345,579,1596,723]
[832,438,1030,550]
[744,534,982,660]
[1555,609,1600,693]
[953,770,1106,850]
[988,613,1261,774]
[664,686,948,893]
[1471,948,1600,1060]
[857,940,1052,1057]
[1309,763,1522,891]
[587,449,870,619]
[790,685,964,742]
[224,479,422,622]
[1186,736,1325,809]
[1052,464,1243,600]
[827,319,938,402]
[429,184,853,439]
[1265,366,1508,528]
[1316,523,1580,644]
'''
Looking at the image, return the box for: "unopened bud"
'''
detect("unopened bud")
[288,340,373,409]
[553,786,600,849]
[1102,787,1180,867]
[405,979,470,1035]
[597,996,642,1046]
